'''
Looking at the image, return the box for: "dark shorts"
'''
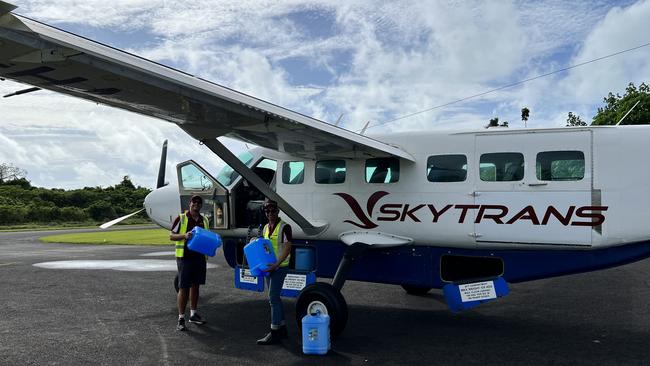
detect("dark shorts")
[177,256,206,289]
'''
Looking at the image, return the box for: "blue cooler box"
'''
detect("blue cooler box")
[234,266,265,292]
[244,238,277,277]
[294,247,315,271]
[186,227,222,257]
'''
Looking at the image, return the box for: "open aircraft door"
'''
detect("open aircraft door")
[176,160,229,229]
[473,130,594,246]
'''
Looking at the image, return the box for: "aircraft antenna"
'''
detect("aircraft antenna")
[334,113,344,126]
[616,100,641,125]
[360,121,370,135]
[3,87,41,98]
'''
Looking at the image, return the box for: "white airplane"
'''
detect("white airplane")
[2,2,648,336]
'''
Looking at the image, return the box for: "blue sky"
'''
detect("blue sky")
[1,0,649,189]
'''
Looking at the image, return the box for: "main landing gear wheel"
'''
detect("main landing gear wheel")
[296,282,348,338]
[174,274,179,293]
[401,285,431,295]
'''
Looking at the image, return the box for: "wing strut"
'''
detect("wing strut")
[201,138,327,237]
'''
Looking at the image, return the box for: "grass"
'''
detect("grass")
[40,228,172,246]
[0,218,152,232]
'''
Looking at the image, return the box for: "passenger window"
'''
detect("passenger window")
[480,153,524,182]
[536,151,584,181]
[180,164,213,190]
[315,160,346,184]
[366,157,399,183]
[282,161,305,184]
[427,155,467,182]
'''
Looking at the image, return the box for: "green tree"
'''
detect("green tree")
[87,200,117,221]
[521,107,530,127]
[566,112,587,127]
[486,117,509,128]
[118,175,136,190]
[0,163,27,182]
[592,82,650,125]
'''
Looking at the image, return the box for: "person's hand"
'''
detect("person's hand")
[262,262,278,272]
[185,231,193,240]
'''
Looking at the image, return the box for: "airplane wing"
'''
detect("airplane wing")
[0,3,414,162]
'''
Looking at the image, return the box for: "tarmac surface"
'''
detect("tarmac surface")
[1,228,650,365]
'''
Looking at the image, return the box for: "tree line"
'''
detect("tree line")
[487,82,650,128]
[0,174,150,226]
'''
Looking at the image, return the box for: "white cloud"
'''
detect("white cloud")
[3,0,648,188]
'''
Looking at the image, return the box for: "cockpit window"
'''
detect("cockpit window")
[180,164,213,191]
[216,151,254,186]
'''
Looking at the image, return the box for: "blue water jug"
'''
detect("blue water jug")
[243,238,277,277]
[186,226,222,257]
[302,311,330,355]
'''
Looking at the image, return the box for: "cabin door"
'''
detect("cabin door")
[176,160,229,229]
[474,130,593,246]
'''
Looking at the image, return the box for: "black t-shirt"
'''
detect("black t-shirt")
[171,212,206,260]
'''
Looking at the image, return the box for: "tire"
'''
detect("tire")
[174,274,179,293]
[401,285,431,295]
[296,282,348,338]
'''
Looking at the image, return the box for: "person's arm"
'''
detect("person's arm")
[169,216,192,241]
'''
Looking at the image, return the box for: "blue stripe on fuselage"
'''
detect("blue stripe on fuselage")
[222,238,650,289]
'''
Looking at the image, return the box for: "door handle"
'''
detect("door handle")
[528,182,548,186]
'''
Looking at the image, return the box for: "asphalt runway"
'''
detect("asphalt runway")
[1,229,650,365]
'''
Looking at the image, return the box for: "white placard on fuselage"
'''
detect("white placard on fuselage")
[459,281,497,302]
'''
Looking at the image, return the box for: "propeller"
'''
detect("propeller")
[99,208,145,229]
[157,140,168,188]
[100,139,168,229]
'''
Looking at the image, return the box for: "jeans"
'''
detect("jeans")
[266,266,288,328]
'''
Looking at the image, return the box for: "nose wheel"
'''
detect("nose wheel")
[295,282,348,337]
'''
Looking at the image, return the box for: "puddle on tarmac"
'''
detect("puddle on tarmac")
[33,260,218,272]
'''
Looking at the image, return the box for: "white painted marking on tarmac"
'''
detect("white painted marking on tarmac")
[33,260,218,272]
[0,262,20,267]
[140,251,175,257]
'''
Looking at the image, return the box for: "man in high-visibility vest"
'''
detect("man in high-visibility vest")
[170,195,209,331]
[257,199,292,345]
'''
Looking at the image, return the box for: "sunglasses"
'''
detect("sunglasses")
[264,208,278,213]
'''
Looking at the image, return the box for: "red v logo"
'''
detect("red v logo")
[333,191,390,229]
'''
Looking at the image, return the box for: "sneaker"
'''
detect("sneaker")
[176,318,186,331]
[256,331,280,345]
[188,313,206,325]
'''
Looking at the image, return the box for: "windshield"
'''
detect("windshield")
[216,151,254,186]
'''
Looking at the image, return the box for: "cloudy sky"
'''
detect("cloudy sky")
[1,0,649,189]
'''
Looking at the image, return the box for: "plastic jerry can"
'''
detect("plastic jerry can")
[302,311,330,355]
[186,226,222,257]
[243,238,277,277]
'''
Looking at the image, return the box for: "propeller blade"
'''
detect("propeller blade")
[156,140,168,188]
[99,208,145,229]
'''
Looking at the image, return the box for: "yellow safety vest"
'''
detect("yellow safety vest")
[263,219,290,267]
[174,212,209,258]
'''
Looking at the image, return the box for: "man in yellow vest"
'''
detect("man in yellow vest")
[257,199,292,345]
[170,195,210,331]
